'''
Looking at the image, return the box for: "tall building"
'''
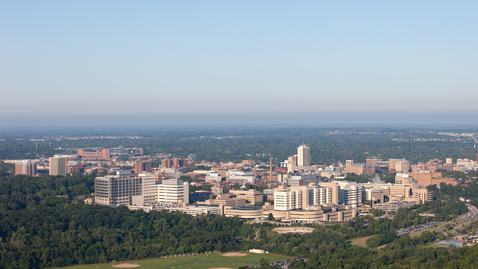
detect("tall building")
[319,182,340,205]
[158,179,189,204]
[95,171,157,207]
[297,145,310,167]
[15,160,37,176]
[287,156,296,174]
[134,161,152,174]
[274,185,332,211]
[49,156,67,176]
[389,159,410,173]
[161,158,187,168]
[336,182,362,208]
[274,189,302,211]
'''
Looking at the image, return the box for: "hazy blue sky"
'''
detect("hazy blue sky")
[1,1,477,127]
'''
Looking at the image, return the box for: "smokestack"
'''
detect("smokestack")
[254,166,257,180]
[269,157,273,181]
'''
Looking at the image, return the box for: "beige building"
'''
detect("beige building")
[158,179,189,204]
[297,145,310,167]
[229,189,263,204]
[361,180,433,205]
[319,182,340,205]
[413,188,434,203]
[49,156,67,176]
[223,203,361,223]
[273,184,333,211]
[199,193,246,206]
[95,172,157,207]
[287,156,296,174]
[395,173,413,184]
[390,159,410,173]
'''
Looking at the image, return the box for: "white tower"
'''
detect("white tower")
[297,145,310,167]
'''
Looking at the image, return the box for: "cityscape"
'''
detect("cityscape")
[2,128,478,268]
[2,1,478,268]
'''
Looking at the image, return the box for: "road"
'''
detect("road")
[452,203,478,232]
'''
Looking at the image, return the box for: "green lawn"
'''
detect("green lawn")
[349,235,375,247]
[53,252,293,269]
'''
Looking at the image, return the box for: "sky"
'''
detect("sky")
[1,1,477,127]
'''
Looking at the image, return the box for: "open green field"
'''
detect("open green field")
[349,235,375,247]
[54,252,293,269]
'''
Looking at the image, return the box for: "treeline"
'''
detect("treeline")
[1,128,476,164]
[289,235,478,268]
[429,181,478,204]
[0,175,252,268]
[0,174,95,213]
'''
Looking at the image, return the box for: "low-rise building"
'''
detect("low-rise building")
[229,189,264,204]
[226,169,255,184]
[205,171,222,182]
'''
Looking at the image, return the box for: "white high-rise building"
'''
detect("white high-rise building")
[95,171,158,207]
[274,185,332,211]
[336,181,363,208]
[49,156,67,176]
[274,189,302,211]
[297,145,310,167]
[287,156,296,174]
[309,187,333,206]
[158,179,189,204]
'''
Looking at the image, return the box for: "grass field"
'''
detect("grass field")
[349,235,375,247]
[54,252,293,269]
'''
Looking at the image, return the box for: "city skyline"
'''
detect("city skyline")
[1,1,477,127]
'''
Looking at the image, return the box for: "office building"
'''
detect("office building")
[95,171,157,207]
[134,161,152,174]
[297,145,310,167]
[390,159,410,173]
[309,186,333,206]
[336,181,362,208]
[274,189,302,211]
[408,171,458,187]
[158,179,189,204]
[229,189,264,204]
[345,160,374,175]
[15,160,37,176]
[274,184,332,211]
[49,156,67,176]
[457,159,474,170]
[161,158,189,168]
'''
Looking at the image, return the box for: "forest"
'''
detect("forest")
[0,127,477,164]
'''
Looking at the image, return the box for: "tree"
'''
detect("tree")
[260,257,269,268]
